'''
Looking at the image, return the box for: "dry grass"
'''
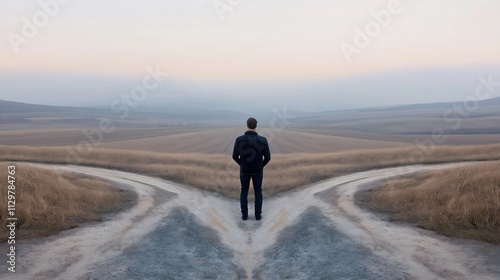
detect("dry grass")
[0,127,409,154]
[96,128,409,154]
[0,163,135,241]
[362,162,500,243]
[1,144,499,242]
[2,143,500,199]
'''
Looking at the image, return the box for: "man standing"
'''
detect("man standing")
[232,117,271,221]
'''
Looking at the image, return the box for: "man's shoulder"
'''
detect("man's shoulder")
[257,135,269,143]
[235,133,268,143]
[235,134,247,142]
[236,134,247,139]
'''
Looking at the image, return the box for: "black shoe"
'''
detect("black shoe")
[242,214,248,221]
[255,214,262,221]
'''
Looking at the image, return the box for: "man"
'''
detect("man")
[232,117,271,221]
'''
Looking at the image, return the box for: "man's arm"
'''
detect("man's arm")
[232,139,241,165]
[262,139,271,167]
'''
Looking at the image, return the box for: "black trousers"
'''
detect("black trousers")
[240,172,263,215]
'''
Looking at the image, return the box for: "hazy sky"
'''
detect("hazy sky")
[1,0,500,108]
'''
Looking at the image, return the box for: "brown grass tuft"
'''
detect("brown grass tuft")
[0,163,135,241]
[362,162,500,243]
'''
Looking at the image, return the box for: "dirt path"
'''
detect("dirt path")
[1,163,498,279]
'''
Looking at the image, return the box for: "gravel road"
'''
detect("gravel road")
[1,162,498,280]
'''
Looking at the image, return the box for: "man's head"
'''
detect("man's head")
[247,117,258,130]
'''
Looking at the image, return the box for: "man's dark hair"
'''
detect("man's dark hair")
[247,117,258,129]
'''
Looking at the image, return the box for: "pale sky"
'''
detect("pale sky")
[0,0,500,108]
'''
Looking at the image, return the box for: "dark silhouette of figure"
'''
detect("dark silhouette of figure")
[232,117,271,221]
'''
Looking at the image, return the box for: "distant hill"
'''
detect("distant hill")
[0,100,248,128]
[360,96,500,113]
[3,97,500,147]
[288,96,500,135]
[0,100,96,114]
[3,95,500,115]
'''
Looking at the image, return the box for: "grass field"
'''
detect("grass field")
[4,126,500,154]
[2,143,500,199]
[0,163,135,241]
[361,162,500,243]
[97,128,411,154]
[0,127,410,154]
[2,99,500,243]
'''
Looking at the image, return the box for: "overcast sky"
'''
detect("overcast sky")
[1,0,500,110]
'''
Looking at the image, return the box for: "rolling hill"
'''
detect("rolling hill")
[2,97,500,154]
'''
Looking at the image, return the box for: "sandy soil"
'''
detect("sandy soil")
[0,163,498,279]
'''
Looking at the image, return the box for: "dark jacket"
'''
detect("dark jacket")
[232,131,271,174]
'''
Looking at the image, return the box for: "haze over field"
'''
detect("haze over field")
[2,95,500,155]
[1,0,500,112]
